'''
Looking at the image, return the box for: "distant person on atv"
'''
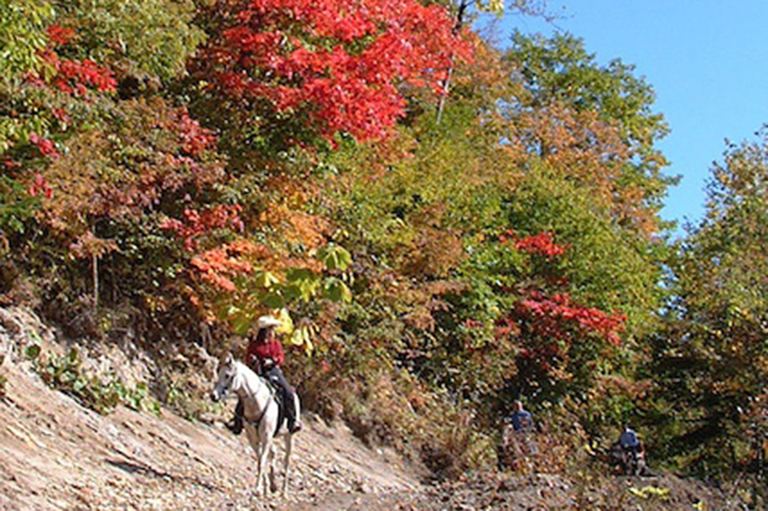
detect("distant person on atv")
[616,424,646,474]
[619,424,641,453]
[507,400,537,433]
[227,315,302,435]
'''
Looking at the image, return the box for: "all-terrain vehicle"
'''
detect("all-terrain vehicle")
[609,440,647,476]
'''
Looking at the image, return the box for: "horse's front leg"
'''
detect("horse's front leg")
[246,426,268,496]
[257,438,272,496]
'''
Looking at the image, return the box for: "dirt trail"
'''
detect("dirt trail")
[0,360,422,511]
[0,306,745,510]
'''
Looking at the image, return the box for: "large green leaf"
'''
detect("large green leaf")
[323,277,352,303]
[318,245,352,271]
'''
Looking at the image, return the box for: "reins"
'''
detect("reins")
[247,395,274,429]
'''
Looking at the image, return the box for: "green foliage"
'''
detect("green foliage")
[4,0,745,484]
[56,0,204,81]
[506,31,668,158]
[504,32,675,228]
[26,345,160,415]
[0,0,53,81]
[318,244,352,272]
[0,175,40,233]
[505,165,664,335]
[646,132,768,478]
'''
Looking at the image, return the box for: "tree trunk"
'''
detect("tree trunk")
[436,0,470,124]
[93,253,99,312]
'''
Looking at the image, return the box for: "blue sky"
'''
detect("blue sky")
[480,1,768,233]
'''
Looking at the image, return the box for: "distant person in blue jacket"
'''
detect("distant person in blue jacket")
[619,424,641,451]
[616,424,647,475]
[507,400,536,433]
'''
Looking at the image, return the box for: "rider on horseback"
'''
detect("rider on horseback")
[227,315,302,435]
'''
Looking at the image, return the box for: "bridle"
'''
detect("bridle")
[217,361,275,429]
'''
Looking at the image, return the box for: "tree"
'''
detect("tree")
[194,0,471,143]
[52,0,204,82]
[0,0,54,81]
[648,131,768,479]
[502,32,675,235]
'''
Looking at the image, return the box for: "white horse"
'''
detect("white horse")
[210,353,301,497]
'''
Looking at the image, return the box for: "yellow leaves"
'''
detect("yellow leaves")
[275,308,294,334]
[476,0,504,15]
[289,321,320,353]
[266,307,316,353]
[253,269,280,288]
[628,485,670,500]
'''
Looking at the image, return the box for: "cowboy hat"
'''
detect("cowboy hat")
[256,315,281,329]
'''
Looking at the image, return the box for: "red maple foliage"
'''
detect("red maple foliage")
[29,133,60,159]
[191,247,252,292]
[201,0,471,141]
[51,107,71,125]
[516,232,566,259]
[161,205,245,252]
[493,290,626,380]
[27,173,54,199]
[177,108,217,156]
[46,24,76,47]
[513,291,625,346]
[36,48,117,95]
[500,230,567,260]
[188,240,269,293]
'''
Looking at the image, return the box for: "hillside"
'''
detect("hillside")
[0,307,422,510]
[0,307,742,511]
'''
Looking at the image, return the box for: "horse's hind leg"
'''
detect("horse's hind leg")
[268,443,278,494]
[282,434,293,497]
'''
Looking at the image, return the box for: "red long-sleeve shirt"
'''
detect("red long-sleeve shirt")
[246,338,285,368]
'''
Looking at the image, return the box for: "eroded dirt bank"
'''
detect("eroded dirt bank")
[0,359,422,511]
[0,306,742,510]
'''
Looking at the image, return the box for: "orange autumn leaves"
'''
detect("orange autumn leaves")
[502,103,657,235]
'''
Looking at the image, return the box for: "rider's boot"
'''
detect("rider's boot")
[226,399,244,435]
[226,414,243,435]
[289,418,303,434]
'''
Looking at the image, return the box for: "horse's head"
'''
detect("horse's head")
[211,352,238,402]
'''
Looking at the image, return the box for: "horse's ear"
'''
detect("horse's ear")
[225,352,234,365]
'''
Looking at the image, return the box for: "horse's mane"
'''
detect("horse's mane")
[232,359,264,386]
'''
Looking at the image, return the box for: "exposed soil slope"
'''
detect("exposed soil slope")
[0,360,421,511]
[0,307,743,510]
